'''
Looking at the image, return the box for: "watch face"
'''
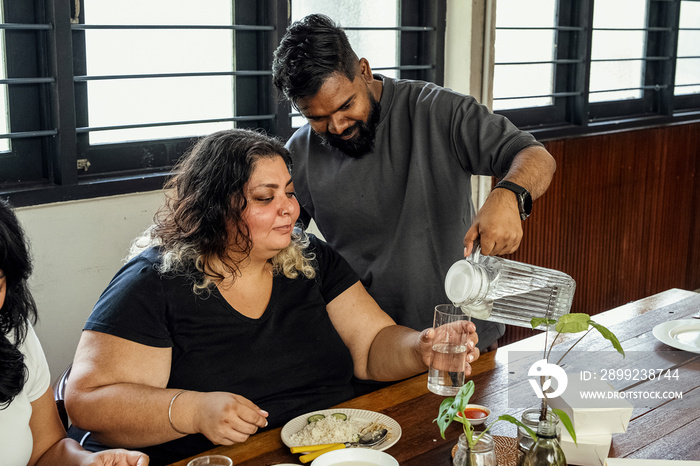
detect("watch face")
[521,194,533,219]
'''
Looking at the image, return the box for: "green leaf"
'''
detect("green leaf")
[434,381,475,439]
[455,381,475,411]
[492,414,538,442]
[589,321,626,357]
[551,408,577,446]
[531,317,557,329]
[555,313,591,333]
[435,397,455,439]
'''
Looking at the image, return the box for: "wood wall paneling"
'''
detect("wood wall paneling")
[498,122,700,346]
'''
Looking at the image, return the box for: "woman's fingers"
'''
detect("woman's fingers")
[232,394,269,427]
[195,392,268,445]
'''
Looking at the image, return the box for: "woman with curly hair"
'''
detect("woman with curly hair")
[0,200,149,465]
[65,128,479,465]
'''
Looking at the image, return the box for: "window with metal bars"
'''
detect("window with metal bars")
[493,0,700,139]
[0,0,444,207]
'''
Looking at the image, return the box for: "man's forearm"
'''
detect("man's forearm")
[502,145,556,200]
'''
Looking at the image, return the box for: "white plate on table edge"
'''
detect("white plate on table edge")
[280,408,401,453]
[652,319,700,353]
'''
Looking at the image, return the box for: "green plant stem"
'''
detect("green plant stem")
[462,418,476,449]
[473,420,497,446]
[545,330,562,361]
[540,398,548,421]
[540,330,562,420]
[540,327,594,420]
[554,327,593,366]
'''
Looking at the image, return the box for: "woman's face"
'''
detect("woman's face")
[242,155,300,260]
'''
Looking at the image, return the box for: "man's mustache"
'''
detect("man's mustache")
[327,123,358,140]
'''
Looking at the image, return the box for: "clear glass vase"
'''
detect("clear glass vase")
[453,432,498,466]
[522,420,567,466]
[517,408,561,465]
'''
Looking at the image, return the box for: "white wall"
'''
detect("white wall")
[446,0,494,209]
[17,191,165,379]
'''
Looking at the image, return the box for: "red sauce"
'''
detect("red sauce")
[460,408,489,419]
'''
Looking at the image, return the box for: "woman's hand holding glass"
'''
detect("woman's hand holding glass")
[419,319,480,376]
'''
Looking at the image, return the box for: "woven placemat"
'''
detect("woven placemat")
[451,435,518,466]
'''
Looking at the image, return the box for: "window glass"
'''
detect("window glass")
[291,1,399,73]
[290,1,399,126]
[0,4,9,152]
[589,0,648,103]
[0,0,441,205]
[83,0,234,144]
[675,0,700,96]
[493,0,557,110]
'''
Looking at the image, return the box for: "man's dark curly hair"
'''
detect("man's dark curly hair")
[272,14,359,109]
[0,199,38,409]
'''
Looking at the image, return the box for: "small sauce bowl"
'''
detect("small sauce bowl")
[456,404,491,426]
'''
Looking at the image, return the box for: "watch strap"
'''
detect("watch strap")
[494,180,532,220]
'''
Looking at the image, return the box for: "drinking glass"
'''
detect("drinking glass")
[427,304,471,395]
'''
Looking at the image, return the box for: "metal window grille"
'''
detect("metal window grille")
[0,0,445,207]
[493,0,700,140]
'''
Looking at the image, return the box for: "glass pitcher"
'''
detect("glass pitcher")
[444,246,576,329]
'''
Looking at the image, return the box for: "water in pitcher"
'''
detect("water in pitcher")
[445,248,576,329]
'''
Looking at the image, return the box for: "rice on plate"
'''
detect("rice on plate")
[289,415,385,446]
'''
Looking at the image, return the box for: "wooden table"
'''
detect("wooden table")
[170,288,700,465]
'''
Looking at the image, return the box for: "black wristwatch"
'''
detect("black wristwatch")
[494,180,532,220]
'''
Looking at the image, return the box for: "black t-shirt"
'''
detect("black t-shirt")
[83,235,359,464]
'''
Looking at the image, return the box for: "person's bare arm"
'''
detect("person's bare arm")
[464,145,556,256]
[65,331,267,449]
[28,387,149,466]
[500,145,556,200]
[326,282,479,382]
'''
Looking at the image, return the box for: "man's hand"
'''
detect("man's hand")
[464,187,523,256]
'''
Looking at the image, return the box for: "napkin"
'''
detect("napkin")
[546,373,633,435]
[560,429,611,466]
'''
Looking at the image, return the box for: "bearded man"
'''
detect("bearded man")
[272,14,556,354]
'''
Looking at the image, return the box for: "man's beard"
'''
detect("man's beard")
[319,92,381,159]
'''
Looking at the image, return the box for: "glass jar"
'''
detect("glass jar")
[453,432,497,466]
[522,420,567,466]
[517,408,561,465]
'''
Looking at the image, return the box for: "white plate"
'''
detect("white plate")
[652,319,700,353]
[281,408,401,452]
[310,448,398,466]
